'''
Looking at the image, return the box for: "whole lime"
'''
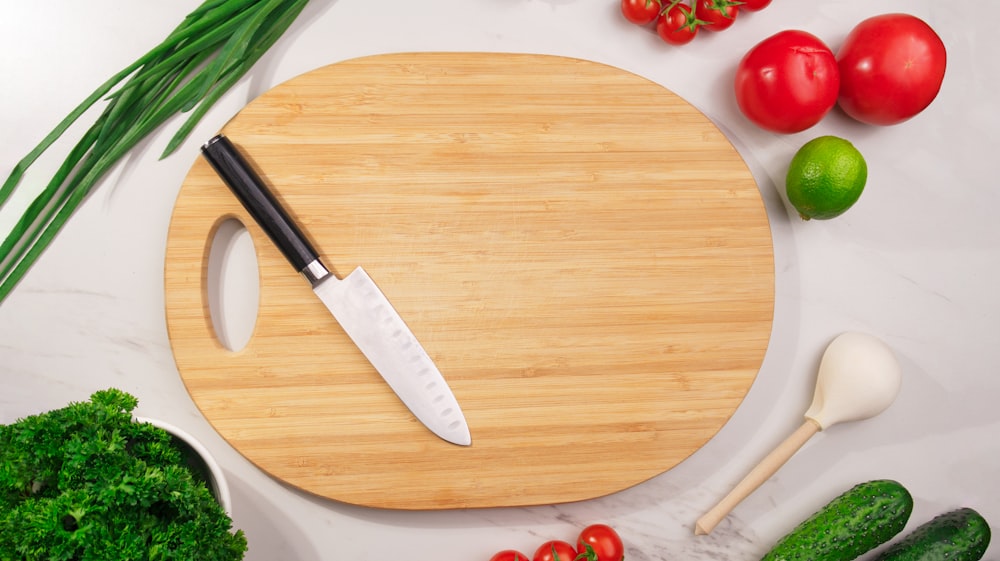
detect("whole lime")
[785,136,868,220]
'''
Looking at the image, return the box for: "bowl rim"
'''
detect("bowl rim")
[134,416,233,516]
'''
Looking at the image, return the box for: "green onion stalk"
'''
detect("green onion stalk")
[0,0,310,304]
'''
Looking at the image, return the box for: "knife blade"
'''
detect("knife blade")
[200,134,471,446]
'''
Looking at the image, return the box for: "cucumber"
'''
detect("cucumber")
[760,479,913,561]
[874,507,991,561]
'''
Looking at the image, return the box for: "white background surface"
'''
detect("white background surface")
[1,1,997,560]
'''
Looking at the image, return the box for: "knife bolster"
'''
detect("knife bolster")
[301,259,330,286]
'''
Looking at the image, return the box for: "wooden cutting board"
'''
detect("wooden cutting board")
[164,52,774,510]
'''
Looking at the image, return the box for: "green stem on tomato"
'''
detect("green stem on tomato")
[660,0,684,15]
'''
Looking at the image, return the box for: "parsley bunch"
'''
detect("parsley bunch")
[0,389,247,561]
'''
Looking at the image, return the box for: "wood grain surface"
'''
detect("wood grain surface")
[164,52,774,510]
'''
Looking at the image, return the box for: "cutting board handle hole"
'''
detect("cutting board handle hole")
[207,217,260,352]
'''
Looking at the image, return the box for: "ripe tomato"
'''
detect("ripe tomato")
[734,29,839,133]
[620,0,662,25]
[836,13,947,126]
[694,0,738,32]
[577,524,624,561]
[741,0,771,10]
[490,550,531,561]
[532,540,578,561]
[656,3,701,45]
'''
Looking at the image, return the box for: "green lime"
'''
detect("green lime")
[785,135,868,220]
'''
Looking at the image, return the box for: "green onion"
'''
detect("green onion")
[0,0,310,304]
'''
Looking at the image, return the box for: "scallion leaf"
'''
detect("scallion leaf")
[0,0,310,303]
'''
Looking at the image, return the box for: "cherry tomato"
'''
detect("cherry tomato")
[577,524,624,561]
[741,0,771,10]
[836,13,947,126]
[694,0,738,32]
[490,550,531,561]
[621,0,662,25]
[656,3,702,45]
[532,540,578,561]
[734,29,839,133]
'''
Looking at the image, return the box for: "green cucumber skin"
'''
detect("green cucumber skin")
[760,479,914,561]
[874,508,991,561]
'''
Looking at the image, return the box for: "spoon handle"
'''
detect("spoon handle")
[695,419,821,535]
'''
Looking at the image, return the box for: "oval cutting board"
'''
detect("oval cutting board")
[165,52,774,510]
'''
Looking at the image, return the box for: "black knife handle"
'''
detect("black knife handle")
[201,134,326,281]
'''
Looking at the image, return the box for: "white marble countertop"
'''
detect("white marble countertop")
[1,1,997,559]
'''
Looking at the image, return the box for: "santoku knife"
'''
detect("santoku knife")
[201,134,471,446]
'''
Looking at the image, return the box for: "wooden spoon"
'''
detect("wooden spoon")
[694,332,902,535]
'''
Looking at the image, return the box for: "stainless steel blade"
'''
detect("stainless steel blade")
[313,267,471,446]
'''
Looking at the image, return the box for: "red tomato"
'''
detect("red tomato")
[490,550,531,561]
[656,3,701,45]
[577,524,624,561]
[533,540,578,561]
[741,0,771,10]
[836,13,947,125]
[621,0,662,25]
[694,0,738,32]
[734,29,839,133]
